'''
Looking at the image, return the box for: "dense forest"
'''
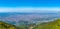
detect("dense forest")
[0,19,60,29]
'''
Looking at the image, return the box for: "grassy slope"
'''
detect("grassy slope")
[1,19,60,29]
[33,19,60,29]
[0,21,19,29]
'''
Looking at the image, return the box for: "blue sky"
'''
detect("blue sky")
[0,0,60,12]
[0,0,60,7]
[16,0,60,7]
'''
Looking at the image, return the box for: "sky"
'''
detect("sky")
[0,0,60,12]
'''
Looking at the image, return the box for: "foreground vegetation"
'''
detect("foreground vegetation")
[0,21,19,29]
[0,19,60,29]
[33,19,60,29]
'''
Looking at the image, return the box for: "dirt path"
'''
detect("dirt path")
[29,26,35,29]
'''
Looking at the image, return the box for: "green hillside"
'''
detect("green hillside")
[0,21,19,29]
[0,19,60,29]
[33,19,60,29]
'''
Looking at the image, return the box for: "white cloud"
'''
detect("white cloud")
[0,7,60,12]
[16,7,60,13]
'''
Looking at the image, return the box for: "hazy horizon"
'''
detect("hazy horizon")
[0,0,60,13]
